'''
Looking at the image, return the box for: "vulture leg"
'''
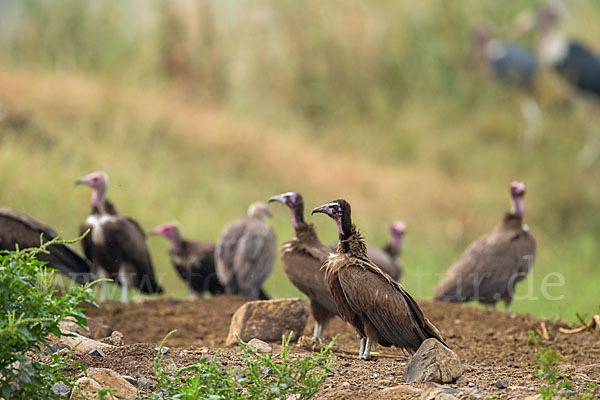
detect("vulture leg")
[359,338,372,360]
[98,281,108,302]
[503,294,513,313]
[313,323,323,339]
[118,267,132,304]
[358,337,366,359]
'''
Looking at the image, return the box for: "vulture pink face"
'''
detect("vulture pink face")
[150,222,178,240]
[390,221,406,238]
[312,201,344,234]
[268,192,298,209]
[510,181,526,198]
[75,171,106,190]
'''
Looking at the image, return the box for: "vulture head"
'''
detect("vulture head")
[150,222,181,251]
[389,220,407,252]
[510,181,526,217]
[312,199,353,238]
[537,2,561,34]
[76,171,109,205]
[268,192,305,228]
[247,202,272,220]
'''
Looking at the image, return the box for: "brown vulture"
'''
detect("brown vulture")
[312,199,445,360]
[150,221,224,298]
[76,171,163,302]
[215,202,275,299]
[434,181,536,311]
[0,207,93,285]
[268,192,339,338]
[366,220,406,282]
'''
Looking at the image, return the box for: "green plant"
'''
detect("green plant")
[145,330,336,399]
[0,236,99,399]
[529,330,596,400]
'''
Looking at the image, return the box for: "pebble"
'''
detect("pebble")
[494,379,511,389]
[133,373,153,389]
[51,382,71,397]
[88,348,106,357]
[155,347,169,355]
[248,338,273,353]
[342,382,350,387]
[372,373,379,378]
[122,376,138,387]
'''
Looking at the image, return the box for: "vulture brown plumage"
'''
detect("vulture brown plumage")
[366,221,406,282]
[76,171,163,303]
[150,221,224,298]
[215,202,275,299]
[268,192,339,338]
[0,207,93,285]
[312,199,445,360]
[434,181,536,311]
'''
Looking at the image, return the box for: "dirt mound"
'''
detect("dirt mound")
[80,296,600,399]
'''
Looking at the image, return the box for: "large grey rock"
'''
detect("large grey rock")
[225,298,309,345]
[53,332,114,355]
[403,338,463,384]
[86,368,137,399]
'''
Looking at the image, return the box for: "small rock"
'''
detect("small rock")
[52,382,71,397]
[133,373,153,389]
[494,379,511,389]
[122,376,138,387]
[155,347,169,355]
[342,382,350,387]
[87,367,137,399]
[225,298,309,345]
[53,331,114,355]
[102,331,124,346]
[248,338,273,353]
[403,338,463,384]
[70,377,115,400]
[372,373,379,378]
[88,348,106,358]
[261,367,274,375]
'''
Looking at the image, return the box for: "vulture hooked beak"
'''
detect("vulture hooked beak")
[311,203,333,217]
[75,177,87,186]
[268,194,287,205]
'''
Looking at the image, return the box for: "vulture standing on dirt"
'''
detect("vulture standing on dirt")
[150,221,224,298]
[0,207,93,285]
[268,192,339,338]
[76,171,163,302]
[215,202,275,299]
[312,199,446,360]
[366,221,406,282]
[434,181,536,311]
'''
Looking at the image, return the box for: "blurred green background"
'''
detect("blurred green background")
[0,0,598,322]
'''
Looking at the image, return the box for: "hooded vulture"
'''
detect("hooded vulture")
[76,171,163,302]
[215,202,275,299]
[312,199,445,360]
[150,221,224,298]
[366,221,406,282]
[268,192,339,338]
[434,181,536,311]
[0,207,92,285]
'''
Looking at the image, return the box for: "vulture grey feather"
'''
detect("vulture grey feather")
[366,221,406,281]
[76,171,163,303]
[215,202,275,299]
[268,192,339,338]
[434,181,536,311]
[312,199,445,360]
[150,221,224,298]
[0,207,92,285]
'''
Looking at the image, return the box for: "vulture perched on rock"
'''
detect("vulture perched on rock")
[0,207,93,285]
[435,181,536,311]
[366,221,406,282]
[268,192,339,338]
[312,199,445,360]
[76,171,163,302]
[215,202,275,299]
[150,221,224,298]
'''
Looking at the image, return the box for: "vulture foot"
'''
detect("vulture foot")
[358,337,372,360]
[313,323,323,339]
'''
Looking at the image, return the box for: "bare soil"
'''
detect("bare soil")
[74,296,600,399]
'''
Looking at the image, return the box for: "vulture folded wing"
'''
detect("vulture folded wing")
[0,208,92,284]
[102,217,160,292]
[215,221,245,289]
[338,263,438,351]
[436,229,536,303]
[235,223,275,292]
